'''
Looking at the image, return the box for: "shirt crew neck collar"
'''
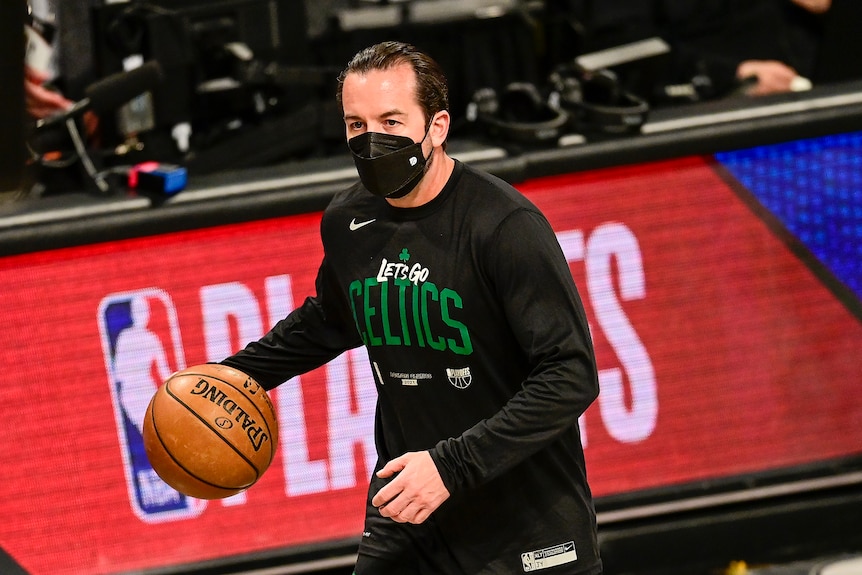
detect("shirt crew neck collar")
[386,160,464,221]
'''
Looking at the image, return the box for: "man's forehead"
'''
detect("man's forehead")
[343,66,420,113]
[347,63,415,87]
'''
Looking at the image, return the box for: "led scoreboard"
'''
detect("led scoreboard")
[0,132,860,574]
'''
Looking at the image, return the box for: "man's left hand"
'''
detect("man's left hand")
[372,451,450,524]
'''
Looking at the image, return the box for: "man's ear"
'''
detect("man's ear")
[429,110,450,148]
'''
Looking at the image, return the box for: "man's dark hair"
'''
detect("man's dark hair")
[336,41,449,123]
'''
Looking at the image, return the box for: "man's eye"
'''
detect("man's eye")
[385,119,399,127]
[350,121,364,130]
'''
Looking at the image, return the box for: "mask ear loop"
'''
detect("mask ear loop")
[420,115,437,172]
[420,114,435,144]
[420,112,440,164]
[390,114,438,199]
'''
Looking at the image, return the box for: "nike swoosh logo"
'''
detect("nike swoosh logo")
[349,218,376,231]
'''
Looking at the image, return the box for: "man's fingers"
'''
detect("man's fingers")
[372,488,396,509]
[371,451,448,525]
[376,496,402,517]
[371,473,402,508]
[375,456,405,478]
[370,457,406,505]
[379,498,426,524]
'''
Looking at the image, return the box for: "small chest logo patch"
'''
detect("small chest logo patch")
[521,541,577,572]
[446,367,472,389]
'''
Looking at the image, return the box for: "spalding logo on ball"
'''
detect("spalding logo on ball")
[142,363,278,499]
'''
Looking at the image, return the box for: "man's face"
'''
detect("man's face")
[342,63,428,145]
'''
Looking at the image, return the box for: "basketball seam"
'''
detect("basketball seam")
[169,370,278,462]
[163,385,262,482]
[149,395,250,493]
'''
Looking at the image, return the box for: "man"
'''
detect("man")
[221,41,602,575]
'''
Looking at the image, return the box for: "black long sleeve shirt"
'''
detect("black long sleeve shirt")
[223,160,601,574]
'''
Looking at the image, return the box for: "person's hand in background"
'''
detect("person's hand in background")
[24,65,72,120]
[736,60,810,95]
[789,0,831,14]
[25,65,100,140]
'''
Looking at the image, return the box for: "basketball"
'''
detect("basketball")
[142,363,278,499]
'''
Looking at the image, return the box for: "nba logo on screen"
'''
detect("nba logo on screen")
[98,288,206,522]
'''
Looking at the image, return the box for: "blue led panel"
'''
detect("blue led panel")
[716,131,862,300]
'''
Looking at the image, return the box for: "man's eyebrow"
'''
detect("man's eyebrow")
[343,109,408,122]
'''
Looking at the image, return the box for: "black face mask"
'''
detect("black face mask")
[348,129,431,199]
